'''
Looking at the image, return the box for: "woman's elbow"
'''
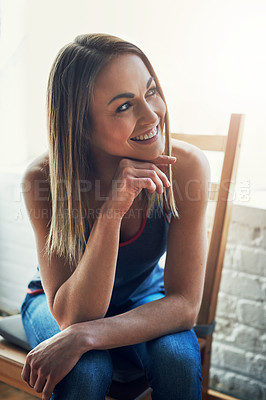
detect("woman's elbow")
[179,298,200,331]
[53,309,107,331]
[178,308,197,331]
[186,302,201,330]
[48,296,107,330]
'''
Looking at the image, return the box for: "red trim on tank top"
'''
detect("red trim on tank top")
[119,206,170,247]
[119,210,147,247]
[164,210,171,224]
[27,288,45,295]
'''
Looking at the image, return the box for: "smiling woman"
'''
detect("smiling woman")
[45,34,177,267]
[19,33,210,400]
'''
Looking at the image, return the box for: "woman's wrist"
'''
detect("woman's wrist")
[67,322,95,355]
[100,200,125,221]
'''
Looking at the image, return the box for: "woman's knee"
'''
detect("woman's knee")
[52,349,113,400]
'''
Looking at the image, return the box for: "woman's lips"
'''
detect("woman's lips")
[130,126,160,145]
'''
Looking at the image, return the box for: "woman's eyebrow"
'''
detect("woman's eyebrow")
[107,76,155,105]
[146,76,155,88]
[108,92,134,105]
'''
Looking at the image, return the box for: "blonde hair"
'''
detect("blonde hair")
[45,33,178,268]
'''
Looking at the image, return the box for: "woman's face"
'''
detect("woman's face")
[89,54,166,163]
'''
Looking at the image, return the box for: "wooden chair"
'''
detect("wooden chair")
[173,113,245,400]
[0,114,244,400]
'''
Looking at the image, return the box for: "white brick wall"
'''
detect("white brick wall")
[0,173,265,399]
[210,205,266,400]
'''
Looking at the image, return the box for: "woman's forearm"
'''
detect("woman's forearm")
[52,206,122,329]
[75,295,197,353]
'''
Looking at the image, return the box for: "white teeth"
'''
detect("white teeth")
[131,126,158,141]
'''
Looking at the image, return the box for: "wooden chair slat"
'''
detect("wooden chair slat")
[209,182,219,201]
[171,133,227,151]
[197,114,245,325]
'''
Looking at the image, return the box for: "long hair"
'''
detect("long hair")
[45,33,178,268]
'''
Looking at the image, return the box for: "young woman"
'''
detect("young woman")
[21,33,210,400]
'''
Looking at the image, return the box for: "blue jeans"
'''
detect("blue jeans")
[21,293,202,400]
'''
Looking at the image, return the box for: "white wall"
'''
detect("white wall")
[0,171,38,312]
[0,0,266,205]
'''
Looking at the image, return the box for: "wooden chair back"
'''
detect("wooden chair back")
[172,113,245,398]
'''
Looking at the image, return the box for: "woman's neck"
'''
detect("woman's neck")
[90,148,123,196]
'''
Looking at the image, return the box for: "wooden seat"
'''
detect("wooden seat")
[0,114,244,400]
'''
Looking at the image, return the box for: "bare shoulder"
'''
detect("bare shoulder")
[23,151,49,182]
[171,139,210,212]
[171,138,210,178]
[22,151,51,226]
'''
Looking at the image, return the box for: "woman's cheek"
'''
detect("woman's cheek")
[114,119,135,139]
[156,97,167,117]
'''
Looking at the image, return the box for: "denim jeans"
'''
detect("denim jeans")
[21,293,202,400]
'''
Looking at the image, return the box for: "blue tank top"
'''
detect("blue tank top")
[27,203,171,314]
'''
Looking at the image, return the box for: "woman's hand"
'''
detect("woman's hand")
[21,325,87,400]
[103,155,176,217]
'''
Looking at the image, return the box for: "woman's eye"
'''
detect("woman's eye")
[116,102,132,113]
[146,87,158,97]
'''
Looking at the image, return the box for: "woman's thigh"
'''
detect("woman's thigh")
[132,329,202,400]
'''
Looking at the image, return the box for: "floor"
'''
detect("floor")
[0,382,38,399]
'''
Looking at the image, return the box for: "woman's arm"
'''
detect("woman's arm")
[23,155,175,329]
[22,144,210,399]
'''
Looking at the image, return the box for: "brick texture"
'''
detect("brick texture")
[210,204,266,400]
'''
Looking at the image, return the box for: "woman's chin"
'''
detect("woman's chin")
[129,139,165,161]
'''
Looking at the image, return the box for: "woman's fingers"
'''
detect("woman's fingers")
[130,177,157,194]
[42,377,54,400]
[21,361,45,394]
[152,156,176,174]
[150,155,176,165]
[22,365,55,400]
[129,163,171,189]
[131,169,168,194]
[129,156,176,171]
[34,374,47,393]
[29,368,39,389]
[21,362,31,384]
[154,164,168,173]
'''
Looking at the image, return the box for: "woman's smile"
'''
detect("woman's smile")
[130,125,160,144]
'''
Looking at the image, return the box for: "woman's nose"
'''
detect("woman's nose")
[138,101,158,127]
